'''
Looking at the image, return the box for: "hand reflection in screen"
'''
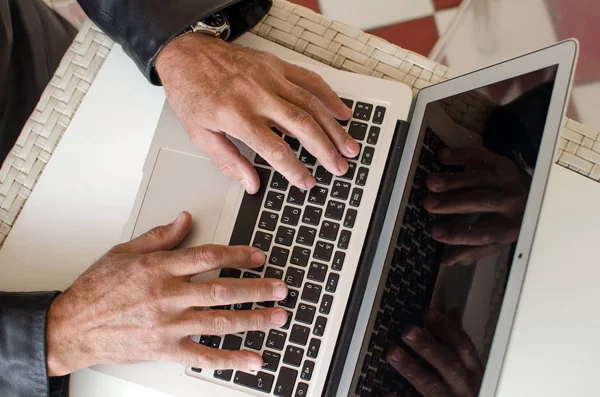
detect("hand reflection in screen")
[386,309,483,397]
[424,147,531,266]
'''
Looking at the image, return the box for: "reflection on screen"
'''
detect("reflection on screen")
[363,66,558,397]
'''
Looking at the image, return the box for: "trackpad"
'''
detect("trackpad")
[132,149,232,249]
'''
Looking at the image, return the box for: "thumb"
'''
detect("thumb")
[115,211,192,254]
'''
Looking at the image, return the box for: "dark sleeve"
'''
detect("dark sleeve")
[0,291,67,397]
[77,0,272,85]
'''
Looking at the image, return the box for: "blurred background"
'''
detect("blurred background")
[51,0,599,129]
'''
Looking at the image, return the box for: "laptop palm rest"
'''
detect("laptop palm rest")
[132,148,232,263]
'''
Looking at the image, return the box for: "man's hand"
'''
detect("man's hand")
[386,310,483,397]
[425,147,531,265]
[155,33,358,194]
[45,212,289,376]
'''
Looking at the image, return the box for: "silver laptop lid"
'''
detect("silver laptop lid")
[336,40,578,397]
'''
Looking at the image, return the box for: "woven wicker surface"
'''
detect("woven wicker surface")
[1,0,598,247]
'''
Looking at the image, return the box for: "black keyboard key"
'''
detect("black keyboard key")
[340,162,357,180]
[349,121,368,140]
[265,266,284,280]
[191,367,202,373]
[243,271,260,279]
[269,247,290,267]
[263,350,281,372]
[344,209,358,228]
[275,226,295,247]
[283,310,293,330]
[284,268,305,288]
[295,303,317,325]
[341,97,354,110]
[214,369,233,381]
[266,330,287,351]
[349,188,363,207]
[296,226,316,246]
[274,367,298,397]
[315,166,333,186]
[302,206,322,226]
[283,346,304,367]
[313,316,327,337]
[233,371,274,393]
[245,331,265,350]
[287,187,307,206]
[257,300,275,308]
[259,211,279,231]
[319,221,339,241]
[271,127,284,137]
[362,354,371,373]
[373,106,386,124]
[285,135,300,151]
[325,273,340,293]
[265,191,285,211]
[361,146,374,165]
[255,154,270,166]
[219,268,241,278]
[307,338,321,359]
[279,289,299,309]
[281,206,301,226]
[319,294,333,314]
[290,246,311,267]
[199,335,210,345]
[295,383,309,397]
[308,262,328,283]
[367,126,380,145]
[331,180,351,200]
[325,200,345,220]
[271,172,289,191]
[314,241,334,262]
[230,167,271,246]
[222,334,243,350]
[290,324,311,345]
[300,360,315,381]
[356,167,369,186]
[308,186,328,205]
[332,251,345,271]
[301,282,322,304]
[253,231,273,252]
[354,102,373,121]
[299,148,316,166]
[208,336,222,348]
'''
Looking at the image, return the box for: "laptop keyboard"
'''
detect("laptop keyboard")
[355,128,451,397]
[188,98,388,396]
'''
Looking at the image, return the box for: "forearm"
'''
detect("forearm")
[77,0,272,84]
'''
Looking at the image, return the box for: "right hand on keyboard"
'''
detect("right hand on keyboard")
[45,211,289,377]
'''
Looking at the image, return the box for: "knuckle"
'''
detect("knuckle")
[194,245,221,266]
[264,141,292,162]
[305,95,322,114]
[207,312,234,335]
[447,361,466,379]
[207,281,232,304]
[423,380,445,396]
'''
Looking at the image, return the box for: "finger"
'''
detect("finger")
[387,345,451,397]
[156,245,266,276]
[431,220,519,246]
[283,62,352,121]
[176,278,288,307]
[441,244,507,266]
[113,211,192,254]
[438,147,498,168]
[189,128,260,194]
[427,169,493,193]
[178,337,263,371]
[424,310,483,375]
[402,325,472,397]
[424,189,518,215]
[175,307,289,336]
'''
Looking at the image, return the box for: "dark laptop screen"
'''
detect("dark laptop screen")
[364,65,559,397]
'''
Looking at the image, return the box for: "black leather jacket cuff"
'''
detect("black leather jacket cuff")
[78,0,272,85]
[0,291,63,397]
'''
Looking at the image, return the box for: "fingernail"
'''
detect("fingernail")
[271,309,288,326]
[338,158,349,174]
[251,250,266,265]
[304,175,316,190]
[346,139,360,155]
[387,347,403,363]
[273,283,288,300]
[404,325,422,342]
[174,212,186,226]
[248,356,263,371]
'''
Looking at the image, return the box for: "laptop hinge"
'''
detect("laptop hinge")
[323,119,410,396]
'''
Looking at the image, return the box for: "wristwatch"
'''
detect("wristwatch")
[179,11,231,41]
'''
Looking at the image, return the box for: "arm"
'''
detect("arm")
[76,0,273,84]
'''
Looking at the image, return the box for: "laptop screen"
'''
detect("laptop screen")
[363,65,559,396]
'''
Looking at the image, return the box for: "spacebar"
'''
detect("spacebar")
[228,166,271,246]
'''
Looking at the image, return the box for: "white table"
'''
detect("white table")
[1,35,599,396]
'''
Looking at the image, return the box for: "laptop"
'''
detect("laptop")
[93,35,577,397]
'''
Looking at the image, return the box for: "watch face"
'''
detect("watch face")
[202,12,226,28]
